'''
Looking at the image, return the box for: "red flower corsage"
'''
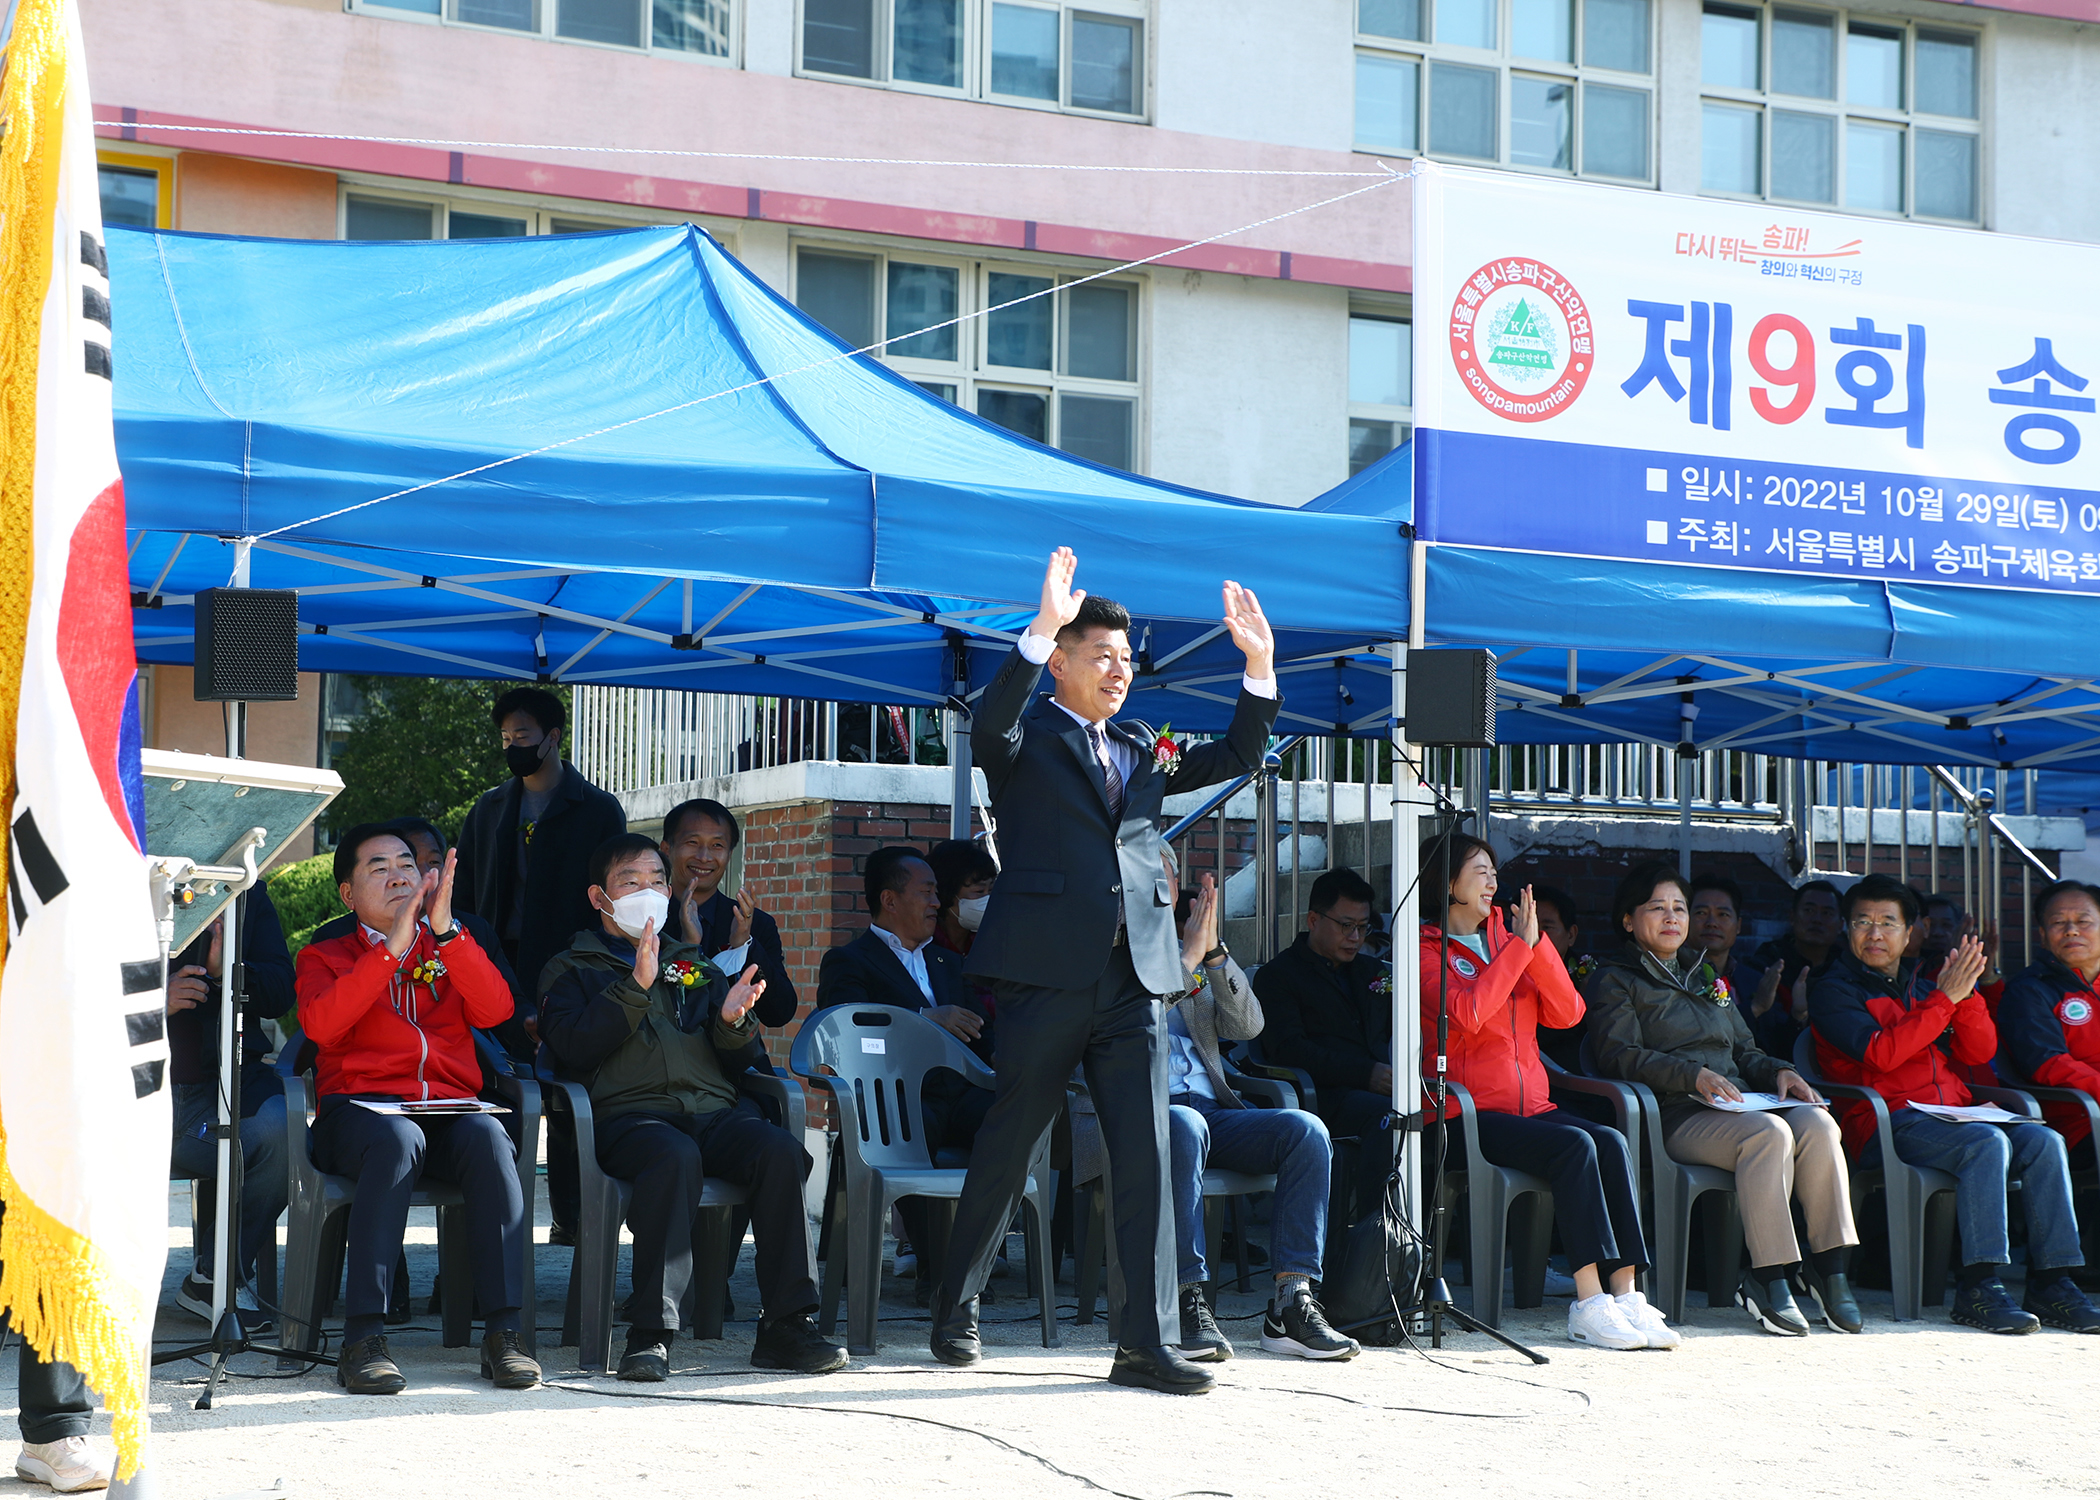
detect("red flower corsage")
[661,959,707,989]
[1152,724,1182,772]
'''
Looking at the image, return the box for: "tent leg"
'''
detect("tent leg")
[950,713,973,841]
[1391,640,1423,1263]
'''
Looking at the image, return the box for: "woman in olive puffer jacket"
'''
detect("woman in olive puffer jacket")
[1582,861,1859,1338]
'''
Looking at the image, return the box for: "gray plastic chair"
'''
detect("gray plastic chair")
[1792,1030,1961,1319]
[791,1004,1056,1356]
[1074,1071,1298,1331]
[1996,1052,2100,1259]
[278,1043,540,1357]
[537,1050,802,1371]
[1433,1080,1556,1326]
[1575,1033,1739,1323]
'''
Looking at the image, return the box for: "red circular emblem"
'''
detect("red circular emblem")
[1448,258,1595,423]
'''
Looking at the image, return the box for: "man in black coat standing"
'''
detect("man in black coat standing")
[928,548,1279,1394]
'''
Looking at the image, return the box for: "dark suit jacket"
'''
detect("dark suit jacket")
[167,883,295,1087]
[1254,933,1392,1095]
[682,886,798,1029]
[815,927,993,1067]
[454,761,626,1005]
[964,646,1278,994]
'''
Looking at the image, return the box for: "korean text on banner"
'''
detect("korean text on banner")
[1413,162,2100,596]
[0,0,168,1478]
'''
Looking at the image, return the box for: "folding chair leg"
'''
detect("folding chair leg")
[846,1181,886,1357]
[816,1174,848,1338]
[1469,1178,1507,1329]
[1510,1192,1553,1309]
[1702,1193,1744,1311]
[1921,1191,1957,1310]
[691,1207,733,1340]
[1230,1198,1251,1294]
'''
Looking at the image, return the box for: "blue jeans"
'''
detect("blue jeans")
[1883,1112,2085,1270]
[170,1080,290,1283]
[1168,1094,1331,1286]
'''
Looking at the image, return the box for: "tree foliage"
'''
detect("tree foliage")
[322,675,565,838]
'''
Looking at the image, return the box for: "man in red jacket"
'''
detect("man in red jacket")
[1810,873,2098,1335]
[1999,880,2100,1165]
[295,824,540,1393]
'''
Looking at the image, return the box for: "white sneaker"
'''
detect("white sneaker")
[892,1251,918,1279]
[1567,1293,1646,1351]
[1543,1268,1578,1297]
[16,1438,112,1493]
[1614,1289,1682,1350]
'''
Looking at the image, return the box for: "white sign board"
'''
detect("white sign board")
[1413,162,2100,594]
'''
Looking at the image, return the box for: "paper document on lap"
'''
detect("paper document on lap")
[351,1099,510,1116]
[1705,1093,1825,1113]
[1904,1101,2025,1124]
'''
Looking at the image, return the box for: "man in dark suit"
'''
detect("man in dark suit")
[928,548,1279,1394]
[818,846,995,1296]
[662,797,798,1032]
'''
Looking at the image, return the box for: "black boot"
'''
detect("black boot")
[930,1290,981,1367]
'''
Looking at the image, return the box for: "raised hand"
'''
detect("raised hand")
[632,917,660,991]
[428,848,459,936]
[1030,547,1085,640]
[1512,885,1541,948]
[679,875,705,945]
[1751,963,1784,1018]
[1940,934,1988,1002]
[1221,580,1274,678]
[1179,872,1219,978]
[386,868,431,959]
[721,964,766,1024]
[1788,965,1811,1023]
[729,887,756,949]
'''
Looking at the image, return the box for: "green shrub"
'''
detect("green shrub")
[266,852,342,959]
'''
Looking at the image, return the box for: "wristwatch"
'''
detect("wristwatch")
[432,922,464,945]
[1202,945,1229,966]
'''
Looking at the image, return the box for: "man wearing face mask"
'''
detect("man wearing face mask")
[539,834,846,1378]
[455,687,626,1016]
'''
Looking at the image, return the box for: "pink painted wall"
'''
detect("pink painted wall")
[81,0,1411,290]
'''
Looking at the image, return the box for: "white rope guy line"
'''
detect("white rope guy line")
[247,164,1410,543]
[92,119,1397,177]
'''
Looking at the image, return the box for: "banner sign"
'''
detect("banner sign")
[1412,163,2100,596]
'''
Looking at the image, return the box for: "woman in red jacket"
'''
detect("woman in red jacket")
[1420,834,1665,1351]
[295,823,538,1396]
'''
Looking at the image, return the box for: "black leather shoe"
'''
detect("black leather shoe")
[1735,1271,1810,1336]
[1106,1344,1216,1395]
[480,1329,542,1389]
[930,1292,980,1367]
[752,1312,849,1373]
[337,1335,408,1395]
[1793,1265,1863,1334]
[617,1334,672,1382]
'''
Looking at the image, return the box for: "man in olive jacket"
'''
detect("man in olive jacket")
[539,834,845,1379]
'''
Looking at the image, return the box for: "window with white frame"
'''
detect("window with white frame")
[1352,0,1655,182]
[1698,6,1980,221]
[340,186,735,245]
[800,0,1144,118]
[1348,308,1413,475]
[792,243,1143,471]
[351,0,735,60]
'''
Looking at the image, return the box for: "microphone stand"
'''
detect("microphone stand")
[1412,798,1546,1365]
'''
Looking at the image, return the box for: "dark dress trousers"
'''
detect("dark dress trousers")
[936,645,1277,1346]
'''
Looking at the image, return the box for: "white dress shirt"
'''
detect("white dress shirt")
[872,922,935,1004]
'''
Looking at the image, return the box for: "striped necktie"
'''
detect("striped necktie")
[1087,723,1126,823]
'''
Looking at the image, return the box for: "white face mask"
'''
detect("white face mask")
[956,895,991,932]
[606,888,670,942]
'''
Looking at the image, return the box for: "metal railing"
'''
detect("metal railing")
[570,687,947,789]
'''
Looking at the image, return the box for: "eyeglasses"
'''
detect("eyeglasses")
[1314,913,1374,939]
[1848,918,1907,936]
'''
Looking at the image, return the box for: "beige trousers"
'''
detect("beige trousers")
[1664,1105,1858,1268]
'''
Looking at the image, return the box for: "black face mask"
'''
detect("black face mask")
[505,742,548,779]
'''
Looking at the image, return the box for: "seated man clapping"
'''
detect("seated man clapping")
[295,825,539,1395]
[540,834,847,1379]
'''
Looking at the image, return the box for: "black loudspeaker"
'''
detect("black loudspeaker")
[193,588,300,701]
[1407,648,1496,747]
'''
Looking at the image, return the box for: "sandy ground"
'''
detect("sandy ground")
[5,1186,2098,1500]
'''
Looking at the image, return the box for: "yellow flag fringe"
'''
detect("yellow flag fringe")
[0,0,153,1477]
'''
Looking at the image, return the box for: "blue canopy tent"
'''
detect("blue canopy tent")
[113,224,1410,736]
[1304,441,2100,773]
